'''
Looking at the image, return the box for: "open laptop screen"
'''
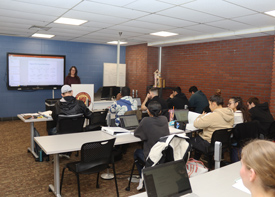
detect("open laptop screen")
[143,160,192,197]
[174,109,189,122]
[120,115,139,129]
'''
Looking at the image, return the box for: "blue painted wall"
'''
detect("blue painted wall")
[0,35,125,118]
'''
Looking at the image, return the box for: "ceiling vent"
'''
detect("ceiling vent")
[29,25,51,31]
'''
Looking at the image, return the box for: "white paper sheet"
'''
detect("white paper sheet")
[232,178,251,194]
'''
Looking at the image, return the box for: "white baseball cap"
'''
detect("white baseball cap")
[61,85,72,94]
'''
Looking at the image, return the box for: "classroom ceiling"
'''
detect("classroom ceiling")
[1,0,275,46]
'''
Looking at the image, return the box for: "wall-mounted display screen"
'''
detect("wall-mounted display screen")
[7,53,65,90]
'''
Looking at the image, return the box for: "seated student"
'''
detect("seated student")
[134,101,170,177]
[189,95,234,160]
[50,85,93,135]
[228,97,251,127]
[247,97,274,136]
[110,86,137,126]
[240,139,275,197]
[141,87,169,119]
[188,86,209,113]
[166,86,189,109]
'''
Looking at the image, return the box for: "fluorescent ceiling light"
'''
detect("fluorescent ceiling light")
[54,17,87,26]
[150,31,178,37]
[265,10,275,17]
[31,33,55,38]
[107,41,128,45]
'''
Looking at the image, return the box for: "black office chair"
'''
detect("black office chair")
[231,121,260,162]
[125,135,191,191]
[85,109,108,131]
[266,121,275,140]
[57,114,85,134]
[60,138,119,197]
[197,128,232,169]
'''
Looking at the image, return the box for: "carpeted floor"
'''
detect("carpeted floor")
[0,120,143,197]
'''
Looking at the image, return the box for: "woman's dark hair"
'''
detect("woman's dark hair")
[209,95,224,106]
[148,101,162,117]
[121,86,130,97]
[67,66,79,79]
[230,97,251,122]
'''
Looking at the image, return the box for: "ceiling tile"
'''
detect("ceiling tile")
[157,0,195,6]
[121,20,175,31]
[124,0,175,12]
[13,0,82,9]
[85,0,137,7]
[158,6,223,23]
[224,0,275,12]
[182,0,256,18]
[0,0,67,16]
[184,24,228,33]
[73,1,148,19]
[167,28,205,37]
[138,14,197,27]
[233,13,275,27]
[207,20,255,31]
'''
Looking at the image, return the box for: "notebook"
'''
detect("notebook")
[143,160,199,197]
[120,115,139,130]
[174,109,189,123]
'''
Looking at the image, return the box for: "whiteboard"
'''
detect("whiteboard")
[103,63,126,87]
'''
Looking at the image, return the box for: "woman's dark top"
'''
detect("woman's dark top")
[64,76,81,86]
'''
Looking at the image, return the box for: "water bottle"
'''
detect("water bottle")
[132,90,135,98]
[136,90,138,98]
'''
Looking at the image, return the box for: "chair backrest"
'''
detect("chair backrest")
[210,128,232,152]
[90,109,108,125]
[124,110,142,121]
[233,121,260,147]
[267,121,275,140]
[78,138,116,171]
[57,114,85,134]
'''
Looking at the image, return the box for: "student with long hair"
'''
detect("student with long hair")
[64,66,81,86]
[240,139,275,197]
[228,97,251,127]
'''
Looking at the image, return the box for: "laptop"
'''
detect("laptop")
[174,109,189,123]
[120,114,139,130]
[143,160,199,197]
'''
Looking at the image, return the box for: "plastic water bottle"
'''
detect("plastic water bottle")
[132,90,135,98]
[136,90,138,98]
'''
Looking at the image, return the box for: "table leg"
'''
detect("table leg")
[27,122,39,159]
[49,154,61,197]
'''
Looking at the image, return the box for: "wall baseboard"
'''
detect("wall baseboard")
[1,117,20,121]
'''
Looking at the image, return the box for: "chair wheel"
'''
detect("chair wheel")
[125,187,130,191]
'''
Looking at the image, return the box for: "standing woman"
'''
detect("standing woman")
[240,140,275,197]
[64,66,81,86]
[228,97,250,127]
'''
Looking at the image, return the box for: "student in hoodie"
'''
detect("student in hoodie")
[247,97,274,136]
[189,94,234,160]
[49,85,93,135]
[110,86,138,126]
[188,86,209,114]
[167,86,189,109]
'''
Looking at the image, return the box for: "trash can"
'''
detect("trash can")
[45,98,60,131]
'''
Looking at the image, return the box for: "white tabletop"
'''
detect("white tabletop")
[34,131,115,154]
[17,114,53,123]
[130,162,249,197]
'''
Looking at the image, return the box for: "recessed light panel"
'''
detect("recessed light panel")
[107,41,128,45]
[54,17,88,26]
[32,33,55,38]
[150,31,178,37]
[265,10,275,17]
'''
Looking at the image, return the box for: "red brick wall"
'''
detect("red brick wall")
[270,37,275,115]
[126,36,275,116]
[161,36,274,108]
[125,44,148,99]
